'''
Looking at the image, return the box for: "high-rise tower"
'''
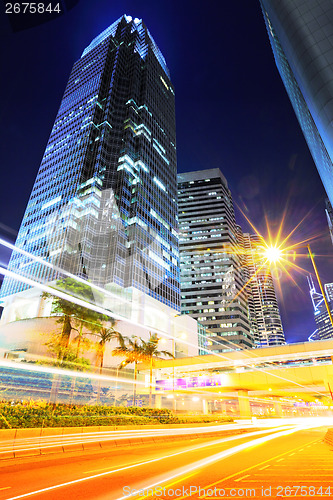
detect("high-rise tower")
[243,233,285,346]
[308,275,333,341]
[325,199,333,246]
[260,0,333,207]
[177,169,253,352]
[1,15,179,314]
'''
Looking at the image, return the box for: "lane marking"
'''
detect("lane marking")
[202,436,320,489]
[234,474,250,482]
[246,479,333,483]
[258,464,270,470]
[276,458,284,462]
[249,474,333,477]
[289,452,295,456]
[136,473,197,500]
[0,488,11,491]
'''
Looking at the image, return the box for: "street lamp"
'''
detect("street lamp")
[264,245,282,263]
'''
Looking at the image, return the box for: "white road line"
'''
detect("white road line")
[234,474,250,482]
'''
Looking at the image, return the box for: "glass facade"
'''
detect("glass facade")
[325,199,333,246]
[260,0,333,207]
[308,275,333,340]
[1,15,180,312]
[243,233,285,347]
[177,169,253,352]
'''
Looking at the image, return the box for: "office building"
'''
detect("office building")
[260,0,333,207]
[243,233,285,346]
[308,275,333,340]
[325,199,333,246]
[0,15,203,363]
[1,15,180,318]
[325,282,333,302]
[177,169,253,352]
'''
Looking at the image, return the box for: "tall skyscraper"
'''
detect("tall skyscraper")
[325,282,333,302]
[308,275,333,340]
[243,233,285,346]
[177,169,253,352]
[325,199,333,246]
[260,0,333,207]
[1,15,180,315]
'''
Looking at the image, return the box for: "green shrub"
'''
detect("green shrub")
[0,402,232,429]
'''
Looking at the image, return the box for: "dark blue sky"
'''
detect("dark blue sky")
[1,0,333,343]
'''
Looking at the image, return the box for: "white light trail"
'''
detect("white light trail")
[0,238,129,306]
[0,243,331,401]
[3,426,299,500]
[0,425,284,458]
[114,422,327,500]
[0,359,139,385]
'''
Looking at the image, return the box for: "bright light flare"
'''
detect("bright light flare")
[263,245,282,264]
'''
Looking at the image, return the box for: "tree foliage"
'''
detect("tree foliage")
[140,333,174,406]
[93,318,123,373]
[42,277,103,348]
[42,277,118,367]
[44,336,91,371]
[112,333,174,407]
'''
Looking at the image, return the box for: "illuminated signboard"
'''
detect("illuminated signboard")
[156,375,223,391]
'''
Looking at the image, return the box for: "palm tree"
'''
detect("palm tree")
[112,336,146,406]
[113,334,174,407]
[86,318,123,404]
[42,277,105,354]
[140,333,174,407]
[94,320,123,375]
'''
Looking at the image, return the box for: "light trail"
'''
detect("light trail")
[0,239,207,351]
[0,265,202,356]
[0,250,331,402]
[0,425,287,458]
[0,238,129,307]
[0,358,141,386]
[2,425,305,500]
[114,421,326,500]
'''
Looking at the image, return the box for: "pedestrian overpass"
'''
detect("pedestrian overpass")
[139,339,333,417]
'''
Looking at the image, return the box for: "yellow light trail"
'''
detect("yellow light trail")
[3,428,290,500]
[114,424,322,500]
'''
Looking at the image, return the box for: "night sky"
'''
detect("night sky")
[1,0,333,343]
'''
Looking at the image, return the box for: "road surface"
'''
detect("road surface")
[0,421,332,499]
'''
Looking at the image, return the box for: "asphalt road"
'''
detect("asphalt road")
[0,423,332,499]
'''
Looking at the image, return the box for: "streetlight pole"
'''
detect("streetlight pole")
[307,244,333,328]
